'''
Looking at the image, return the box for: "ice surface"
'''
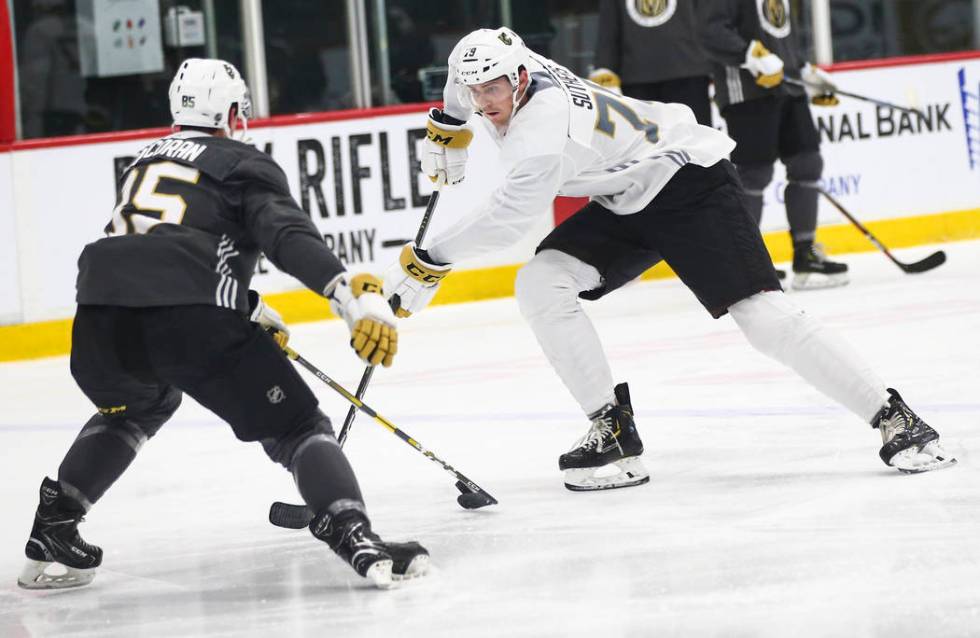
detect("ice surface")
[2,241,979,637]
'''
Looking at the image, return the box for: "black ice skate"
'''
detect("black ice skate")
[559,383,649,491]
[310,507,429,588]
[791,241,849,290]
[873,388,956,473]
[18,477,102,590]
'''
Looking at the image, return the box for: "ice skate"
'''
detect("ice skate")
[873,388,956,473]
[18,477,102,590]
[310,508,429,588]
[791,241,849,290]
[559,383,649,491]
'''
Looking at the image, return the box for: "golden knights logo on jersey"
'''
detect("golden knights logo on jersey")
[757,0,791,38]
[625,0,676,28]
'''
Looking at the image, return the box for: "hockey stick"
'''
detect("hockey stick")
[784,77,928,119]
[269,345,498,529]
[337,180,443,448]
[816,187,946,274]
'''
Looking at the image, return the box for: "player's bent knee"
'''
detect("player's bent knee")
[262,408,336,469]
[79,386,182,452]
[784,150,823,184]
[729,291,819,360]
[734,162,774,194]
[516,251,597,320]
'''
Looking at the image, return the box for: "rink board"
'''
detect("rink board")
[0,55,978,360]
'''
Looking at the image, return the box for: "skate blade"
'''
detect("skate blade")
[17,559,96,590]
[393,554,430,581]
[791,272,849,291]
[365,559,394,589]
[892,441,958,474]
[564,457,650,492]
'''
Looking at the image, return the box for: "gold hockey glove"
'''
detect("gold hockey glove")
[248,290,290,348]
[587,68,622,95]
[327,273,399,367]
[383,243,452,318]
[801,63,840,107]
[422,108,473,185]
[744,40,784,89]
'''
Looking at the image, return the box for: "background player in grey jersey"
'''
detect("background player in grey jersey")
[590,0,713,126]
[18,59,427,591]
[699,0,848,290]
[386,27,954,492]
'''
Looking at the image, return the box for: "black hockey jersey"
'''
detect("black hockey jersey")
[76,131,344,312]
[697,0,806,109]
[594,0,710,85]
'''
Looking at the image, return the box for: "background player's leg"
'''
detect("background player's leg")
[722,97,782,274]
[734,162,774,226]
[779,97,848,289]
[782,150,822,245]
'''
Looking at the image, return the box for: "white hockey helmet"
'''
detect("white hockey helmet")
[168,58,251,137]
[453,27,529,89]
[453,27,530,116]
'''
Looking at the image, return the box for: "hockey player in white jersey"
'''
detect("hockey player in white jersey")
[386,27,955,490]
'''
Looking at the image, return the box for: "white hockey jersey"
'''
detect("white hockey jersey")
[426,51,736,264]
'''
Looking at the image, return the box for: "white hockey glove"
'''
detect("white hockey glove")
[326,273,399,367]
[248,290,290,348]
[801,62,839,107]
[743,40,784,89]
[587,68,622,95]
[421,108,472,186]
[383,243,452,318]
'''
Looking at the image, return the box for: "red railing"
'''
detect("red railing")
[0,0,16,146]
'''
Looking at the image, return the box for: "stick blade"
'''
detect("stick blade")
[901,250,946,274]
[269,501,314,529]
[455,481,498,509]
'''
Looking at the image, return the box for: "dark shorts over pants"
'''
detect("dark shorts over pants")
[722,94,821,165]
[70,305,319,442]
[622,76,713,127]
[536,160,782,318]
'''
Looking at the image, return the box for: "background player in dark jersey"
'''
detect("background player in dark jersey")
[590,0,713,126]
[18,58,427,591]
[699,0,848,290]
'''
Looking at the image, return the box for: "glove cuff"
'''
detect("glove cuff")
[588,68,621,90]
[427,111,473,149]
[401,244,451,285]
[746,40,770,63]
[349,273,384,299]
[428,108,467,128]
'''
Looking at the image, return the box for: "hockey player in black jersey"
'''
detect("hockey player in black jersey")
[590,0,712,125]
[698,0,848,290]
[18,58,427,591]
